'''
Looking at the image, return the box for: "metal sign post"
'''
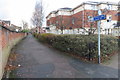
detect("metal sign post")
[97,20,101,64]
[92,10,106,64]
[98,10,101,64]
[97,10,101,64]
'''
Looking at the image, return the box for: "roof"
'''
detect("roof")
[3,20,11,25]
[59,7,72,10]
[46,10,57,18]
[46,8,71,18]
[0,24,21,32]
[84,1,99,5]
[72,1,118,11]
[46,1,118,18]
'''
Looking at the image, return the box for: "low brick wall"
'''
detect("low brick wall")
[0,25,26,79]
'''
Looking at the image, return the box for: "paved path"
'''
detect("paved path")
[10,35,118,78]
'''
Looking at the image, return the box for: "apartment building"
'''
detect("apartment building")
[112,1,120,37]
[46,1,118,35]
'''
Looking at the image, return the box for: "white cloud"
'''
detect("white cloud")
[0,0,9,19]
[0,0,36,26]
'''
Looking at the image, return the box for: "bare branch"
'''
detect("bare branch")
[22,20,28,30]
[31,0,44,27]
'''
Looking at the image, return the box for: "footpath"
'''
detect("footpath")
[7,35,118,78]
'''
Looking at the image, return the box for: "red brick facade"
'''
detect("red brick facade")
[47,9,118,29]
[46,1,118,31]
[0,26,26,49]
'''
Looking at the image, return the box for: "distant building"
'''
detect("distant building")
[9,24,22,32]
[46,1,118,35]
[3,20,11,26]
[112,1,120,37]
[0,20,22,32]
[0,20,11,27]
[31,27,46,33]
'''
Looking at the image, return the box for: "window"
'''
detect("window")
[50,21,51,25]
[72,18,75,24]
[109,16,112,20]
[88,16,93,22]
[107,15,112,22]
[105,29,107,34]
[78,29,79,33]
[56,21,58,24]
[108,4,112,10]
[91,5,96,10]
[69,27,72,29]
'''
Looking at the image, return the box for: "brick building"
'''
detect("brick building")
[0,20,22,32]
[112,1,120,37]
[0,20,11,28]
[31,27,46,33]
[46,1,118,35]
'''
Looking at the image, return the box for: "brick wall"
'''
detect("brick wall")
[0,25,26,79]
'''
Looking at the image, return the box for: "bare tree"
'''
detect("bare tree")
[22,20,29,30]
[31,0,44,28]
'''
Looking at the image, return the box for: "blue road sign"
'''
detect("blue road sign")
[93,15,106,21]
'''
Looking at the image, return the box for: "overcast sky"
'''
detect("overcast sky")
[0,0,119,27]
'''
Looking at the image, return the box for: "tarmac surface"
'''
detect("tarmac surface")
[10,35,119,78]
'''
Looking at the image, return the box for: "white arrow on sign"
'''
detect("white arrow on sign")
[98,10,102,15]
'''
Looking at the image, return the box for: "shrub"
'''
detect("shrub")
[33,33,55,44]
[34,33,118,62]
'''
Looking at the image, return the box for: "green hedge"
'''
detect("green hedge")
[34,33,118,62]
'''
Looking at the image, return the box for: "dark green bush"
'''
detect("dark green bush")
[33,33,55,44]
[34,33,118,62]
